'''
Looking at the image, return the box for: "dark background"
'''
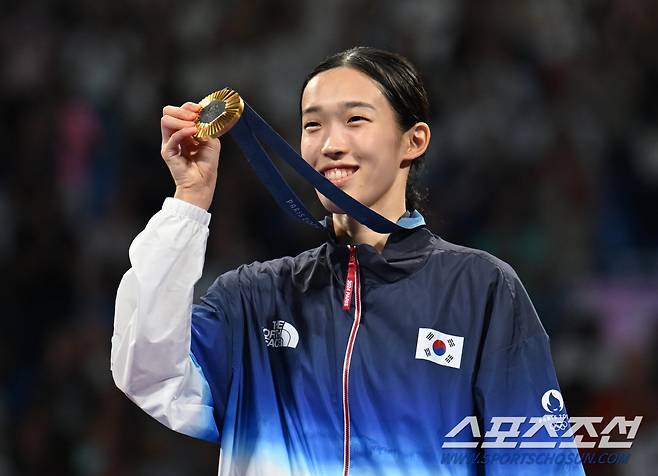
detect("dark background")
[1,0,657,474]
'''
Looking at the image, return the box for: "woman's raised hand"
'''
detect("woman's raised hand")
[161,102,220,210]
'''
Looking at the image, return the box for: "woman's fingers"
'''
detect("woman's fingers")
[181,102,202,112]
[162,102,201,117]
[161,102,201,121]
[161,103,203,144]
[161,115,197,144]
[162,105,198,121]
[162,126,198,159]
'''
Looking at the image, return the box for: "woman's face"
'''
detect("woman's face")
[300,66,410,216]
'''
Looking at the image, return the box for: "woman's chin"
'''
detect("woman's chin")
[322,200,345,215]
[317,191,374,216]
[317,193,345,215]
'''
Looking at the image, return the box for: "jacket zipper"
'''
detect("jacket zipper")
[341,245,361,476]
[342,245,357,310]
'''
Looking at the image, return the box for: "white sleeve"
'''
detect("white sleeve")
[110,197,220,442]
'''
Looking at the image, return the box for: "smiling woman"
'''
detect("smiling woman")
[301,48,431,218]
[300,66,429,238]
[298,48,431,252]
[110,46,585,476]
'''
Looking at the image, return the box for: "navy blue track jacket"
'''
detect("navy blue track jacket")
[111,198,585,476]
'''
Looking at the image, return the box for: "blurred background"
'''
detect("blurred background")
[1,0,657,474]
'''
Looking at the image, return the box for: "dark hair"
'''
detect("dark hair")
[300,46,430,212]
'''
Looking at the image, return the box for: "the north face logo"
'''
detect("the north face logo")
[263,320,299,348]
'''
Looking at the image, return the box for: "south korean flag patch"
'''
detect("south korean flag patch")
[415,328,464,369]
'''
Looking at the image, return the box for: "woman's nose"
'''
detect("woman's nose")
[321,133,347,159]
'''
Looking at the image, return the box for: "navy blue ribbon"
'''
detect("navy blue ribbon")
[227,103,425,233]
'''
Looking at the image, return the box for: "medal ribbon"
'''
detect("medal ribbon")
[226,103,425,233]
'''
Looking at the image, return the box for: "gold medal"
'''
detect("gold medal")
[195,88,244,139]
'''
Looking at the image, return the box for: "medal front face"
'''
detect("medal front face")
[195,88,244,139]
[199,100,226,123]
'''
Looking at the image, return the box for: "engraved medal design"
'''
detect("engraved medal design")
[195,88,244,139]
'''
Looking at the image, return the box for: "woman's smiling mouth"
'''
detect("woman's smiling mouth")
[322,166,359,186]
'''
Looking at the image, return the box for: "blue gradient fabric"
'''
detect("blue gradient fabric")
[189,222,585,475]
[112,199,585,475]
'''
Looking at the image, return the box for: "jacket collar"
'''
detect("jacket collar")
[323,212,436,285]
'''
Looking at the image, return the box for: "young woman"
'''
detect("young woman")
[111,47,585,475]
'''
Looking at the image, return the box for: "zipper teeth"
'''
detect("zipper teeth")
[342,248,361,476]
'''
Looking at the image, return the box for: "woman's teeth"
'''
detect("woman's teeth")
[324,168,356,180]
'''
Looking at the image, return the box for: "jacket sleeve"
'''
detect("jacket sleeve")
[110,197,221,443]
[474,264,585,475]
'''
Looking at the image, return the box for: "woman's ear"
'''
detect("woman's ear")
[402,122,431,161]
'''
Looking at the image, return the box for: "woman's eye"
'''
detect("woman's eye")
[348,116,368,123]
[303,122,320,130]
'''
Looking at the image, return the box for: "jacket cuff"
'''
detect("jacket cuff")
[162,197,211,227]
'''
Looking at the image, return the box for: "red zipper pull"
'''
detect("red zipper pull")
[342,245,357,310]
